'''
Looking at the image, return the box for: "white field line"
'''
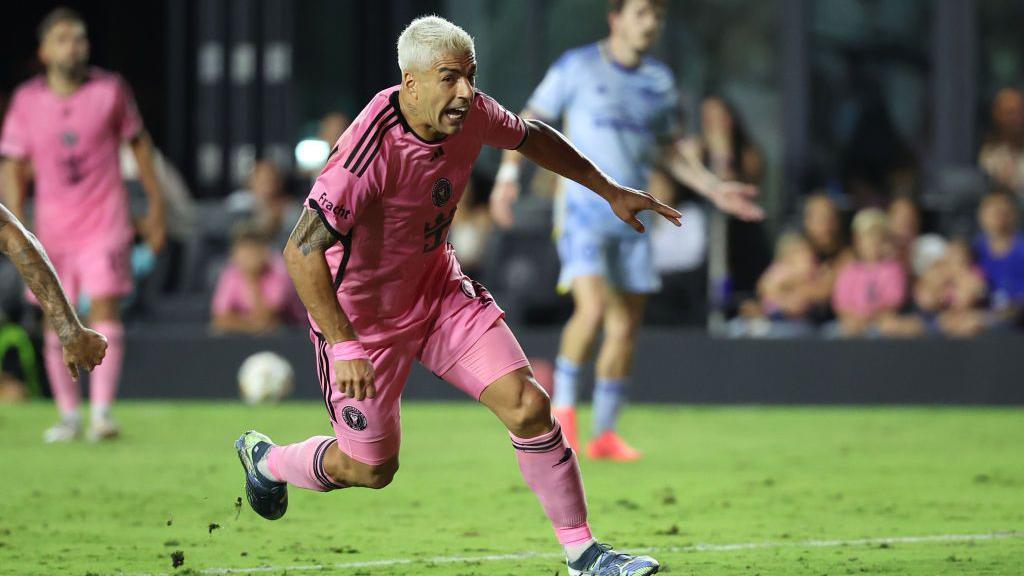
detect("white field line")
[128,530,1024,575]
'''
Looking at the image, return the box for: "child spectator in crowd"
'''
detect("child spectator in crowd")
[756,233,820,327]
[914,238,987,337]
[801,193,850,320]
[888,196,921,273]
[974,191,1024,324]
[210,222,302,335]
[832,209,924,337]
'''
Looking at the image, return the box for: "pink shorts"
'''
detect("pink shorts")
[312,301,529,466]
[25,243,132,306]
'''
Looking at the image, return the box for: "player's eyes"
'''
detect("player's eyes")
[442,76,454,83]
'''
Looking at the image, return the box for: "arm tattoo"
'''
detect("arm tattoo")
[289,209,337,256]
[9,238,79,343]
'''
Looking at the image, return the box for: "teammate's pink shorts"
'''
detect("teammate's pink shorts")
[25,243,132,306]
[311,280,530,466]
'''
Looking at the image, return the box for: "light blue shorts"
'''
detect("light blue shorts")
[556,226,661,294]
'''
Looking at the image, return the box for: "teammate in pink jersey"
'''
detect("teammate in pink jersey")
[235,16,677,575]
[0,8,166,442]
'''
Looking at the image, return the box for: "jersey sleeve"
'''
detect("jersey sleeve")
[304,114,386,236]
[476,92,528,150]
[526,52,575,121]
[0,91,30,159]
[113,76,144,140]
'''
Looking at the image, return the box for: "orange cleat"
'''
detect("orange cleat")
[586,431,642,462]
[551,405,580,453]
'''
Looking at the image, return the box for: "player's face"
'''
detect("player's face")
[610,0,666,54]
[40,21,90,77]
[419,51,477,136]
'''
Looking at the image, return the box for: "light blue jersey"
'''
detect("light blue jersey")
[527,42,680,292]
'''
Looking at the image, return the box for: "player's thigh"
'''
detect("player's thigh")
[78,243,133,303]
[603,288,647,335]
[569,274,609,321]
[311,331,415,466]
[434,318,531,401]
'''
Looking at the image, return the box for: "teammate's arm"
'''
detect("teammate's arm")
[489,110,538,229]
[0,204,106,379]
[1,158,30,223]
[128,132,167,252]
[515,119,681,233]
[661,139,763,222]
[283,209,375,400]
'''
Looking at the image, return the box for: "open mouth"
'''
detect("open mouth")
[444,105,468,122]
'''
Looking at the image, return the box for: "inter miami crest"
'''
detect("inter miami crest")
[341,406,367,431]
[431,177,452,207]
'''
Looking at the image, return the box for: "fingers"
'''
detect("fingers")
[649,197,682,227]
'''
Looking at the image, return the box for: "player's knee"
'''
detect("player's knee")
[507,377,552,436]
[605,312,641,341]
[573,302,605,332]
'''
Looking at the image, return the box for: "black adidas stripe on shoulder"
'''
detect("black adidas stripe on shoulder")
[344,101,401,177]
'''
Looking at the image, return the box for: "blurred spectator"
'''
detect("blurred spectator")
[974,191,1024,322]
[226,159,299,247]
[729,232,819,337]
[449,179,491,276]
[210,222,302,335]
[318,111,351,147]
[120,143,196,243]
[831,209,923,337]
[914,238,987,337]
[800,193,849,320]
[887,196,921,272]
[978,88,1024,197]
[685,95,764,184]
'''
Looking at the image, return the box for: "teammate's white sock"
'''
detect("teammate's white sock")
[552,356,581,408]
[592,378,626,435]
[90,403,110,423]
[565,538,597,563]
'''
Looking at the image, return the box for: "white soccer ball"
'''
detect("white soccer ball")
[238,351,294,404]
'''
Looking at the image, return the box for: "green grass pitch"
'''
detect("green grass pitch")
[0,401,1022,575]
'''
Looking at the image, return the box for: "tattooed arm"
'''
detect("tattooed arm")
[0,204,107,378]
[283,208,374,400]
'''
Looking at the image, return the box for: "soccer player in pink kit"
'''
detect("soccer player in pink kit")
[0,8,166,442]
[235,16,677,575]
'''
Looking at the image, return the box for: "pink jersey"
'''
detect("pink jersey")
[305,86,527,345]
[832,260,907,318]
[0,67,142,254]
[212,255,303,322]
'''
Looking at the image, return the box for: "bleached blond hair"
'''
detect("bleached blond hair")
[397,16,475,73]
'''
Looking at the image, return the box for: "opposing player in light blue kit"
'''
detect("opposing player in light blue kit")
[491,0,763,459]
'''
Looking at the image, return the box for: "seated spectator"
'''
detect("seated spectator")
[226,160,299,247]
[832,209,923,337]
[888,196,921,273]
[978,88,1024,198]
[914,239,987,337]
[800,193,850,320]
[210,222,302,335]
[974,190,1024,323]
[727,233,818,338]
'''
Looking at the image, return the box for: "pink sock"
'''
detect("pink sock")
[266,436,346,492]
[44,330,79,417]
[89,321,124,410]
[511,421,592,546]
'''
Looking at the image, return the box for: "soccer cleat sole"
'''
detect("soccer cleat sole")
[235,432,288,521]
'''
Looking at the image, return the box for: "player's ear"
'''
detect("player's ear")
[402,70,417,100]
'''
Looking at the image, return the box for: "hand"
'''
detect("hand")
[709,181,764,222]
[489,179,519,230]
[332,358,376,401]
[606,184,682,233]
[141,206,167,253]
[62,327,108,380]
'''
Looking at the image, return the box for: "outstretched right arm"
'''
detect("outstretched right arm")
[283,208,375,400]
[0,204,106,378]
